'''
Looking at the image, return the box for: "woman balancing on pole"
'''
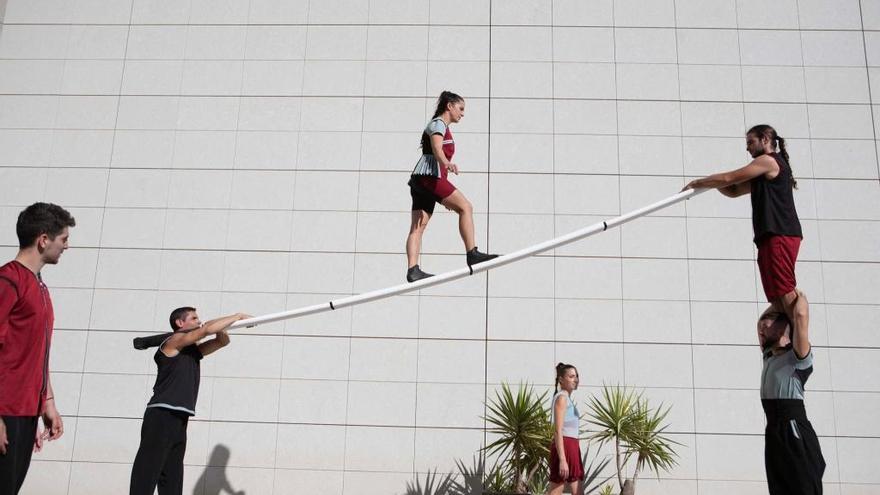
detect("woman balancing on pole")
[683,124,806,333]
[547,363,583,495]
[405,91,497,282]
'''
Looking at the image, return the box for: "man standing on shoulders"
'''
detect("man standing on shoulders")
[0,203,75,494]
[684,125,806,338]
[130,307,250,495]
[758,290,825,494]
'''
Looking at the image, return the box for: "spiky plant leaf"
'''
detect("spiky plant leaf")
[586,384,641,447]
[624,399,681,477]
[481,383,553,493]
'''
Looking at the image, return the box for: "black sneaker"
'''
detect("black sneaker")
[407,264,434,283]
[466,247,498,266]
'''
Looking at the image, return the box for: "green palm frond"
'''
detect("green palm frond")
[625,400,681,476]
[585,384,682,491]
[481,382,553,493]
[525,465,549,494]
[483,461,512,492]
[586,384,641,446]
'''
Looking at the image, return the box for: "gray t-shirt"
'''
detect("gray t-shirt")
[760,347,813,400]
[412,118,449,177]
[425,117,447,137]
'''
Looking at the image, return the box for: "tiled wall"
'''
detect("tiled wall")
[1,0,879,494]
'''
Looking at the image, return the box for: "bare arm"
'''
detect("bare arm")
[429,134,458,174]
[683,155,777,191]
[197,331,230,357]
[790,291,811,359]
[36,377,63,452]
[719,181,752,198]
[163,313,249,356]
[553,395,569,477]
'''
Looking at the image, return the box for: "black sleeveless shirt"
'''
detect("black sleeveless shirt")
[146,342,203,416]
[750,152,802,244]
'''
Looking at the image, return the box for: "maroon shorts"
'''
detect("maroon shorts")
[757,235,801,301]
[549,436,583,484]
[410,175,456,214]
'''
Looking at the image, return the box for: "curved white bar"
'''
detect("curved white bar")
[229,188,707,329]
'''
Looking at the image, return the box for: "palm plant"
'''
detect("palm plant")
[626,400,679,491]
[587,385,640,490]
[587,385,680,494]
[482,382,553,493]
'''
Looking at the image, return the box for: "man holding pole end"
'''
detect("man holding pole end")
[129,308,250,495]
[683,125,807,349]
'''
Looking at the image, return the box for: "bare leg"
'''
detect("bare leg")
[569,480,581,495]
[545,481,565,495]
[771,289,808,344]
[406,210,431,268]
[440,190,475,251]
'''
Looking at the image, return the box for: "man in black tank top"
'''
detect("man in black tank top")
[130,308,250,495]
[682,124,807,347]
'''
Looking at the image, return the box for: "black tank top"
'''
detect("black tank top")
[750,152,802,244]
[146,342,203,416]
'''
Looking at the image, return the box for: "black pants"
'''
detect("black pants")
[0,416,37,495]
[763,399,825,495]
[130,407,190,495]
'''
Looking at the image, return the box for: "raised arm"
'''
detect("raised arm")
[719,181,752,198]
[163,313,249,356]
[197,330,230,357]
[683,155,777,192]
[791,290,811,359]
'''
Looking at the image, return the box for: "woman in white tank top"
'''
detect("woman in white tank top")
[547,362,583,494]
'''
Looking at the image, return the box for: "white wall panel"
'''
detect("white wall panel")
[5,3,878,494]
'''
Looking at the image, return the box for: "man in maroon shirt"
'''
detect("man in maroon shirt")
[0,202,75,494]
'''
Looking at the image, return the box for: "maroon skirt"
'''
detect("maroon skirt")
[549,436,584,483]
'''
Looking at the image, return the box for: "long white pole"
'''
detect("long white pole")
[229,188,708,329]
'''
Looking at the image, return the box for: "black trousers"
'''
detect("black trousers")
[0,416,37,495]
[130,407,190,495]
[763,399,825,495]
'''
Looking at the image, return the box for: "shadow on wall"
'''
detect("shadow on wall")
[192,444,245,495]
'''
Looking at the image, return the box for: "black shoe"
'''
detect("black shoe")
[466,247,498,266]
[407,264,434,282]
